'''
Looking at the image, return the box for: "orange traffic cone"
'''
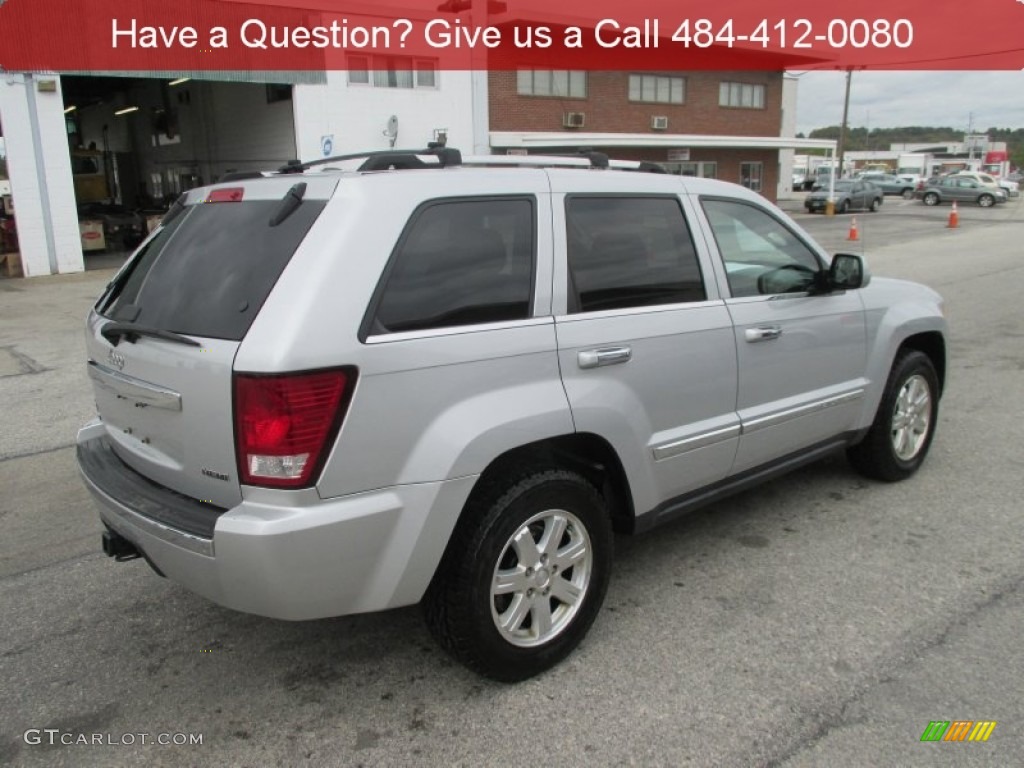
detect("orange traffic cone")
[847,217,859,241]
[947,201,959,229]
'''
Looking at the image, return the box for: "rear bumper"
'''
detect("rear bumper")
[77,421,476,620]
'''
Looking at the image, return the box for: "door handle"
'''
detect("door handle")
[578,346,632,369]
[745,326,783,343]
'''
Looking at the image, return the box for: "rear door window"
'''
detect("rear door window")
[99,197,326,341]
[565,196,705,313]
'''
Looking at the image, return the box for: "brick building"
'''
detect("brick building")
[488,70,823,202]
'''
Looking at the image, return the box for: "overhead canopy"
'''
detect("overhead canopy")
[490,132,837,152]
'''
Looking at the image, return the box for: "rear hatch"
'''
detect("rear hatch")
[84,176,336,508]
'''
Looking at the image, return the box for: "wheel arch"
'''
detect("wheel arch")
[897,331,946,396]
[461,433,637,535]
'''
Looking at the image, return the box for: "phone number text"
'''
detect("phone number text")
[595,18,914,49]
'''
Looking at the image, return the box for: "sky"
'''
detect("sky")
[793,71,1024,136]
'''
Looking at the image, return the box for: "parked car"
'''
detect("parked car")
[948,171,1019,198]
[77,203,146,249]
[916,176,1008,207]
[77,148,947,681]
[857,172,917,199]
[805,180,884,213]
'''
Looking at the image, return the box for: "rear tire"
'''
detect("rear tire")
[839,200,850,214]
[923,192,939,206]
[847,351,939,482]
[423,468,613,682]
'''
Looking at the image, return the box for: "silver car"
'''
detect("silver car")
[78,149,947,681]
[917,176,1007,207]
[805,180,884,213]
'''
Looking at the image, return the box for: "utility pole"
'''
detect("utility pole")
[827,69,852,216]
[836,69,852,179]
[967,112,974,163]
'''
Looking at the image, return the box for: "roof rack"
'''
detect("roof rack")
[278,143,461,174]
[275,145,667,176]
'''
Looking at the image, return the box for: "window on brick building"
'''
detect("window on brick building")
[719,82,765,109]
[664,161,717,179]
[347,56,438,89]
[739,162,763,192]
[628,74,685,104]
[517,70,587,98]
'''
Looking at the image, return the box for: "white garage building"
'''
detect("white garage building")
[0,69,480,277]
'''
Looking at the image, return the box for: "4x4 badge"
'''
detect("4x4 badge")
[108,349,126,371]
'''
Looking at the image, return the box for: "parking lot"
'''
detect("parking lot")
[1,195,1022,767]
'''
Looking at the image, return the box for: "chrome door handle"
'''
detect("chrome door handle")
[745,326,783,343]
[578,346,633,369]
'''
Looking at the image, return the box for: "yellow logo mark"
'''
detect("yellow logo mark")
[968,721,997,742]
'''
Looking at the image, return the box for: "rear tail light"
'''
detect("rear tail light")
[233,368,356,489]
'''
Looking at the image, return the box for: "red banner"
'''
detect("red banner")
[0,0,1022,71]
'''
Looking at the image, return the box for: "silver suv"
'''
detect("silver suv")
[77,148,947,681]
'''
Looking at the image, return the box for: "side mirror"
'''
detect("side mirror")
[829,253,870,290]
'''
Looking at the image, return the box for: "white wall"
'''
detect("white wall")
[292,71,475,162]
[0,73,83,275]
[777,74,799,200]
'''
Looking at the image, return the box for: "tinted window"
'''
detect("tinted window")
[702,198,822,298]
[372,198,534,334]
[565,197,704,313]
[100,198,325,341]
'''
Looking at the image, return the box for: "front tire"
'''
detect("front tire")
[870,197,882,212]
[847,350,939,482]
[839,200,850,214]
[423,468,613,681]
[978,193,995,208]
[901,188,914,200]
[923,192,940,206]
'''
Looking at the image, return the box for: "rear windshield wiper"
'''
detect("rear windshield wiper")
[269,182,307,227]
[101,322,201,348]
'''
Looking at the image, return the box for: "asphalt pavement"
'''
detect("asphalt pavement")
[1,196,1022,767]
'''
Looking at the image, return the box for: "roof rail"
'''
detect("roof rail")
[277,145,462,174]
[459,154,668,174]
[577,149,609,168]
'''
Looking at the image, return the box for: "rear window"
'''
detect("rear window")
[367,197,535,335]
[98,197,325,341]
